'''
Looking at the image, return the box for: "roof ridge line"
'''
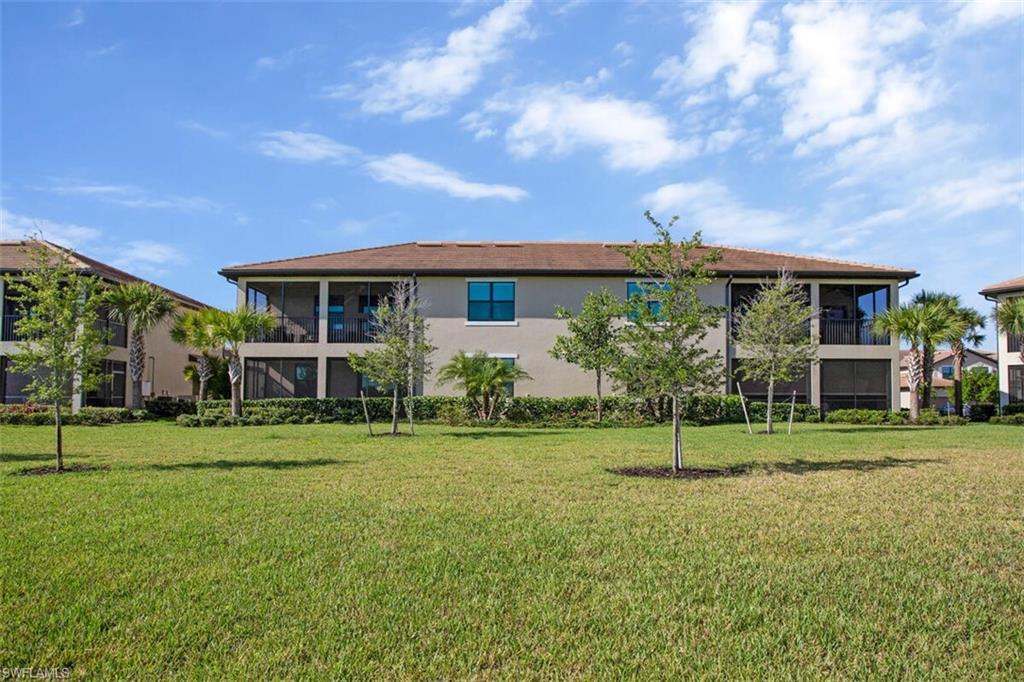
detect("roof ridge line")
[221,241,418,270]
[703,242,911,273]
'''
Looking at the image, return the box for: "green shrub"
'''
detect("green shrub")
[0,404,146,426]
[1002,403,1024,416]
[144,398,196,419]
[967,403,995,422]
[990,413,1024,425]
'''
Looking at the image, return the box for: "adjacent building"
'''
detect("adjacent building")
[1,240,209,407]
[898,348,997,412]
[220,241,917,413]
[980,276,1024,408]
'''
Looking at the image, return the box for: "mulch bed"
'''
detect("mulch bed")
[608,465,748,480]
[16,464,110,476]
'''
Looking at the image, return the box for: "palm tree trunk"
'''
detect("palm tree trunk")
[227,354,243,417]
[129,330,146,409]
[595,371,603,423]
[921,343,935,408]
[391,385,400,435]
[197,355,213,401]
[907,348,923,422]
[54,402,64,472]
[952,343,964,417]
[766,380,775,434]
[671,395,682,473]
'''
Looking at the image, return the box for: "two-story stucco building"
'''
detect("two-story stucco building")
[1,240,209,407]
[980,276,1024,408]
[220,241,917,413]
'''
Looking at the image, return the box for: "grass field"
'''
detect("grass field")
[1,421,1022,679]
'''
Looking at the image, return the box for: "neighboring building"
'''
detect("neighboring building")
[899,348,997,412]
[1,240,209,407]
[220,241,918,413]
[980,275,1024,408]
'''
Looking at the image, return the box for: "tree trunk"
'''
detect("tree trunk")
[953,343,964,417]
[766,379,775,434]
[595,371,603,423]
[671,395,682,473]
[129,331,146,409]
[907,348,923,422]
[227,354,243,417]
[391,385,400,435]
[54,402,64,472]
[407,373,415,436]
[921,344,935,408]
[360,391,374,436]
[197,355,213,401]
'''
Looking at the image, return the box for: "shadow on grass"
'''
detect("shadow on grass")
[146,457,347,472]
[441,430,571,439]
[819,426,944,433]
[1,452,79,463]
[609,456,943,480]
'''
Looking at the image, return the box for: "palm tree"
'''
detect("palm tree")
[994,296,1024,364]
[437,351,532,420]
[873,304,954,422]
[205,307,276,416]
[105,282,176,409]
[945,304,986,416]
[170,309,222,401]
[911,291,958,408]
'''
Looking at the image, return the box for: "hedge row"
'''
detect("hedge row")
[188,395,821,427]
[0,405,150,426]
[824,408,969,426]
[990,413,1024,425]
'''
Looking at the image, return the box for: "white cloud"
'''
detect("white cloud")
[252,44,319,74]
[178,119,228,139]
[642,180,803,244]
[62,7,84,29]
[489,86,699,171]
[255,131,359,163]
[47,180,219,212]
[921,160,1024,219]
[951,0,1023,33]
[704,127,745,153]
[338,0,532,121]
[613,41,634,64]
[552,0,587,16]
[365,153,527,200]
[777,3,926,144]
[88,42,122,57]
[654,0,778,98]
[0,209,101,248]
[460,110,497,140]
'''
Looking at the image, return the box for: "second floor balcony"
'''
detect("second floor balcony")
[244,280,394,344]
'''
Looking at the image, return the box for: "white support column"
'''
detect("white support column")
[809,283,821,408]
[889,282,901,411]
[317,280,329,399]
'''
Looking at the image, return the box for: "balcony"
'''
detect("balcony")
[820,318,889,345]
[243,280,395,345]
[2,314,24,341]
[1010,334,1022,354]
[249,316,319,344]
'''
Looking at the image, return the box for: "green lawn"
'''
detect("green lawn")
[1,422,1022,679]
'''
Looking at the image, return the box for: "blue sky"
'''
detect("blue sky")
[2,1,1021,323]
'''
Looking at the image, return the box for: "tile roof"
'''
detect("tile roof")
[220,241,918,279]
[979,276,1024,296]
[0,240,208,310]
[899,348,998,368]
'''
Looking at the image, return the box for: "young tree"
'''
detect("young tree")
[347,280,435,435]
[437,351,532,421]
[993,296,1024,363]
[4,242,110,470]
[105,282,176,408]
[550,288,621,422]
[944,301,986,416]
[183,354,230,399]
[611,212,725,473]
[962,366,998,405]
[731,269,818,434]
[873,303,954,422]
[170,308,222,401]
[205,307,276,416]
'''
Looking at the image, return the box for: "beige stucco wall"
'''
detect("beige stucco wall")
[990,291,1024,407]
[232,274,904,409]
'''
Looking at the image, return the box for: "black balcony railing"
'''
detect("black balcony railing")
[94,318,128,347]
[327,316,376,344]
[248,316,319,343]
[1009,334,1022,354]
[820,318,888,345]
[2,314,25,341]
